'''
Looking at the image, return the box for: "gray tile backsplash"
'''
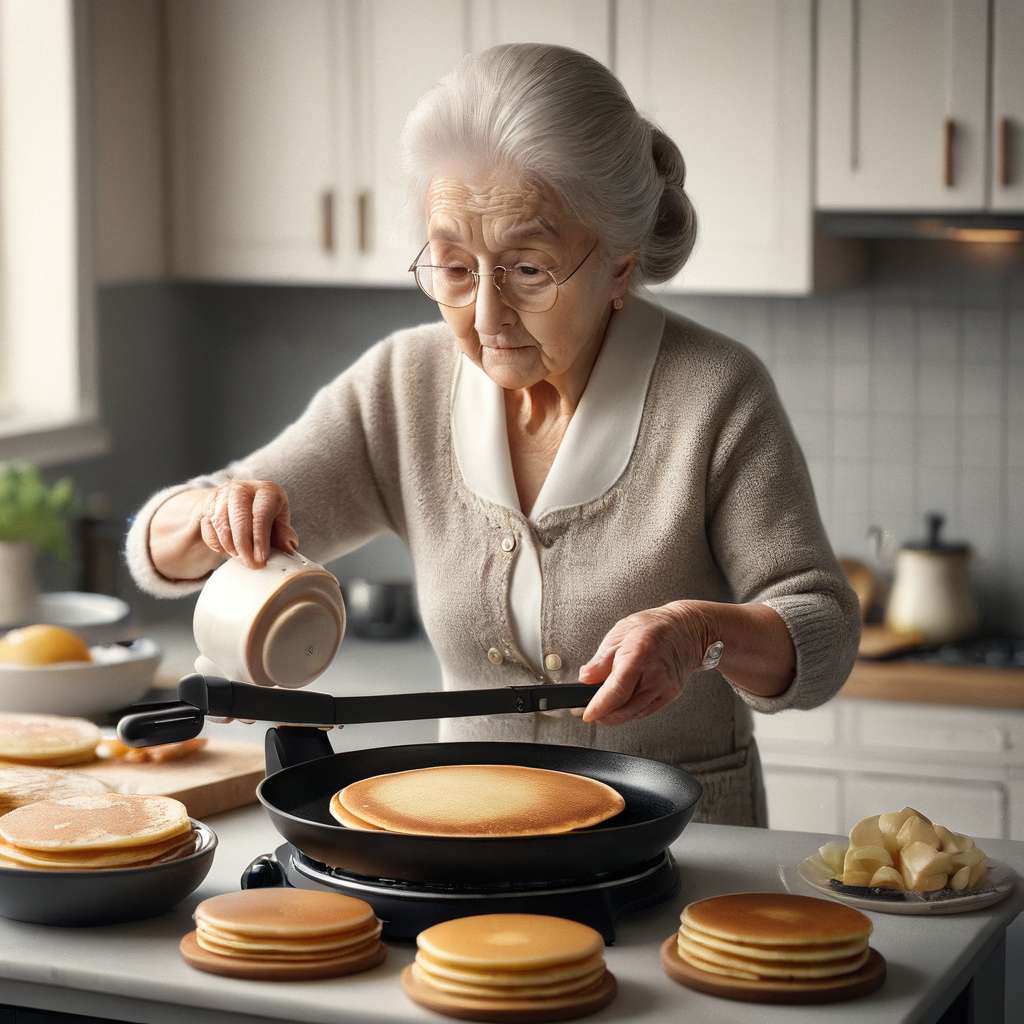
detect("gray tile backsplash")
[72,239,1023,632]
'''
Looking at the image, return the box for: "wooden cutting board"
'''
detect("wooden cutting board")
[73,741,267,819]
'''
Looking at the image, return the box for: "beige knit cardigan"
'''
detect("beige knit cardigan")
[125,304,860,827]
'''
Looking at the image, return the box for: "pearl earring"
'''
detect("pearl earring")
[612,298,624,311]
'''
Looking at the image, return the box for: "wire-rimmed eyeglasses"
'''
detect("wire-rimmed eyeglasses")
[408,239,598,313]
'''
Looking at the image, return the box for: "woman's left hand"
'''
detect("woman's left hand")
[576,601,714,726]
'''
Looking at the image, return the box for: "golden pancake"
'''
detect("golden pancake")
[411,961,607,999]
[0,793,190,852]
[677,935,869,979]
[339,764,624,838]
[196,932,381,962]
[678,922,867,963]
[195,889,377,940]
[329,792,383,831]
[416,914,604,972]
[677,941,871,981]
[0,830,194,869]
[0,765,110,813]
[0,714,99,766]
[180,930,386,981]
[682,893,872,947]
[199,919,382,955]
[415,949,606,987]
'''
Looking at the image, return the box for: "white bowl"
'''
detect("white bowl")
[0,592,132,646]
[0,638,162,716]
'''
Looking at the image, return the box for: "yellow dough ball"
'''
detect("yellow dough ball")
[0,625,92,666]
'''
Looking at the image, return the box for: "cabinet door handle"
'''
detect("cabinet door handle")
[357,191,370,253]
[998,117,1012,188]
[943,118,956,188]
[321,190,335,253]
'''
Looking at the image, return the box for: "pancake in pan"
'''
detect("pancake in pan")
[329,792,383,831]
[338,764,625,838]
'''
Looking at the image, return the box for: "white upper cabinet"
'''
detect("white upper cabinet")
[616,0,815,294]
[469,0,610,64]
[991,0,1024,211]
[168,0,342,281]
[346,1,470,284]
[817,0,989,211]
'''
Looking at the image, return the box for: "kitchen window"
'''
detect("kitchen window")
[0,0,107,465]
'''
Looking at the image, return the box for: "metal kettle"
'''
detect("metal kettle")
[885,512,978,644]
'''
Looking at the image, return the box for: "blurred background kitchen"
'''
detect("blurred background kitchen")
[2,0,1023,838]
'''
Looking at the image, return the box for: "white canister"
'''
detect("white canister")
[192,550,345,688]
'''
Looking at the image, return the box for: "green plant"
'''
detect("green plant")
[0,463,77,560]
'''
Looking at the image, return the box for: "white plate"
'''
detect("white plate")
[0,592,131,645]
[0,638,161,717]
[795,853,1015,915]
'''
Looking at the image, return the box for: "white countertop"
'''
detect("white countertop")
[0,809,1021,1024]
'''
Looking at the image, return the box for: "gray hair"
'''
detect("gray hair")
[399,43,696,286]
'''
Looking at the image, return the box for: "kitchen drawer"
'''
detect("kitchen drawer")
[844,774,1006,840]
[851,704,1008,755]
[753,705,838,746]
[763,768,843,833]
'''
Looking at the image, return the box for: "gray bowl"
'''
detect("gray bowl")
[342,579,419,639]
[0,818,216,926]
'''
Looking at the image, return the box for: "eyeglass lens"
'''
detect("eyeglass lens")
[414,263,558,313]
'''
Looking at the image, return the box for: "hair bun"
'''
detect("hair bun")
[643,124,697,284]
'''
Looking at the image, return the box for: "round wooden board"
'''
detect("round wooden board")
[179,931,386,981]
[401,964,617,1022]
[659,935,886,1005]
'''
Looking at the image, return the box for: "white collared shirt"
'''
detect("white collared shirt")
[450,295,666,670]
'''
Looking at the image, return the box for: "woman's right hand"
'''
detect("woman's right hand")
[198,479,299,569]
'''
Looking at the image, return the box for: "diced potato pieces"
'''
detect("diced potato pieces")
[951,848,985,869]
[844,845,893,878]
[869,866,905,890]
[818,842,847,876]
[879,808,915,839]
[969,861,988,887]
[897,814,940,851]
[902,806,932,825]
[849,815,884,848]
[950,866,971,891]
[842,869,873,887]
[936,825,975,854]
[901,841,953,892]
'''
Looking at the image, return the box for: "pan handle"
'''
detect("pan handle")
[117,676,599,743]
[183,675,597,725]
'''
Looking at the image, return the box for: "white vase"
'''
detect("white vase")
[0,541,40,626]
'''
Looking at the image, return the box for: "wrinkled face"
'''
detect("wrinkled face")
[422,174,627,390]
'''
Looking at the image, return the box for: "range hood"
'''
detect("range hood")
[818,212,1024,244]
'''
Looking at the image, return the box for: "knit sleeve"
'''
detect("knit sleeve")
[124,338,404,600]
[706,355,861,714]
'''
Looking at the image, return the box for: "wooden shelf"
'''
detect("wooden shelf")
[841,660,1024,709]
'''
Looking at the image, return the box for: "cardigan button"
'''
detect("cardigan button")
[500,535,517,553]
[544,653,563,672]
[487,647,504,665]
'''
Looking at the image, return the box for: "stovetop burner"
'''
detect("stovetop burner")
[242,844,679,943]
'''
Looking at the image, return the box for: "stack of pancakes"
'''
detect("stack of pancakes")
[181,890,386,980]
[403,913,617,1018]
[0,713,99,767]
[676,893,873,982]
[0,764,109,814]
[331,764,625,838]
[0,793,195,871]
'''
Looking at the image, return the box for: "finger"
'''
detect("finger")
[211,487,237,558]
[228,483,257,567]
[199,513,224,554]
[578,644,617,683]
[271,520,300,554]
[250,486,280,564]
[581,647,646,723]
[601,683,673,726]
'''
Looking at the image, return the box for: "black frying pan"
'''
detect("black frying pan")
[119,676,702,885]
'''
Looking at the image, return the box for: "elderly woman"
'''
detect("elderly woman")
[126,44,859,826]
